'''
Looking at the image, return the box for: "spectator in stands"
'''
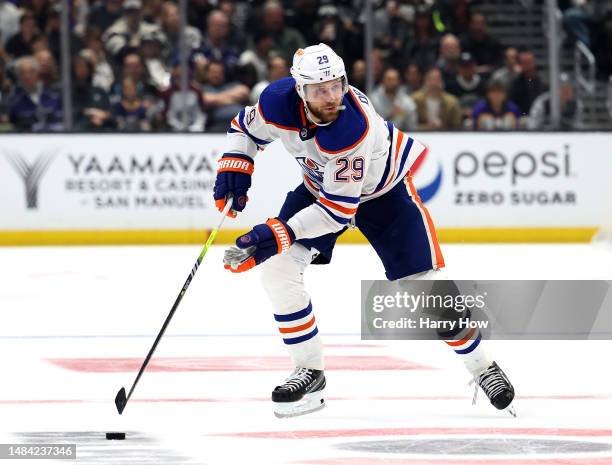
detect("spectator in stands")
[314,5,351,62]
[460,12,502,75]
[112,52,159,109]
[188,0,214,35]
[528,73,582,130]
[260,1,306,62]
[0,0,21,48]
[34,49,58,90]
[405,7,439,72]
[509,50,545,116]
[402,63,422,94]
[250,55,288,104]
[472,79,521,130]
[82,27,115,92]
[45,3,84,65]
[561,0,602,49]
[350,59,367,91]
[239,31,274,83]
[103,0,163,59]
[432,0,472,35]
[373,0,411,63]
[88,0,124,34]
[411,67,462,130]
[160,1,202,63]
[8,55,63,131]
[217,0,247,51]
[289,0,319,45]
[72,54,113,130]
[158,62,206,131]
[0,58,12,130]
[446,52,486,120]
[371,67,417,131]
[113,77,150,131]
[201,59,248,131]
[435,33,461,82]
[191,10,241,79]
[5,13,39,59]
[139,30,171,91]
[491,47,520,90]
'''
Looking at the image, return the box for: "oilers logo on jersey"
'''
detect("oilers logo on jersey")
[296,156,325,183]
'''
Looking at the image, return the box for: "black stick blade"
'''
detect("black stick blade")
[115,387,127,415]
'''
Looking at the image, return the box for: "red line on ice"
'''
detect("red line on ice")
[45,356,434,372]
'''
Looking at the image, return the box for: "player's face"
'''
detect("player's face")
[304,78,344,123]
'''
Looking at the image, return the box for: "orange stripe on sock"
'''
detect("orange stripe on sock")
[278,316,316,334]
[445,327,476,347]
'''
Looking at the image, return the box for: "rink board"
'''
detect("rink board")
[0,132,610,244]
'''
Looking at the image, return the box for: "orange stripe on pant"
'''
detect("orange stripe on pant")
[445,327,476,347]
[278,316,316,334]
[405,163,445,269]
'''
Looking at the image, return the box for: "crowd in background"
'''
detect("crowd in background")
[0,0,610,133]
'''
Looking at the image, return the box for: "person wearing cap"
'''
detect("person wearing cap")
[446,51,485,121]
[102,0,164,58]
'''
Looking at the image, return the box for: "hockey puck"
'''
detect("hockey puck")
[105,432,126,440]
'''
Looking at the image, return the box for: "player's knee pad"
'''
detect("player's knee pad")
[260,243,314,312]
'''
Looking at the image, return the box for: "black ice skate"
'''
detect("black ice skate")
[272,367,326,418]
[472,361,516,417]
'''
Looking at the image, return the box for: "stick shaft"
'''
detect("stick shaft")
[124,201,232,406]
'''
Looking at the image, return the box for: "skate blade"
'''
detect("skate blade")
[273,391,325,418]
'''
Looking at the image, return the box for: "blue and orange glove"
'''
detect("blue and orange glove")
[213,154,254,218]
[223,218,296,273]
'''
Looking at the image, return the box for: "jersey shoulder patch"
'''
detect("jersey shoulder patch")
[314,89,369,155]
[258,77,302,131]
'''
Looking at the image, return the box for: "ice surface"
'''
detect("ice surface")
[1,244,611,465]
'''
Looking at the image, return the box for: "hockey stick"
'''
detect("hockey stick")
[114,196,234,414]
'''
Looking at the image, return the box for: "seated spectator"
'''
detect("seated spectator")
[111,52,159,107]
[259,1,306,62]
[160,1,201,63]
[202,59,248,131]
[72,55,113,130]
[0,0,21,48]
[405,7,439,72]
[402,63,422,94]
[446,52,486,120]
[217,0,247,51]
[103,0,163,59]
[191,10,241,79]
[88,0,124,34]
[139,30,171,91]
[239,31,274,83]
[528,74,582,130]
[158,62,207,132]
[5,13,39,59]
[45,3,84,65]
[460,12,502,75]
[8,56,62,131]
[371,67,417,131]
[411,67,462,130]
[188,0,214,35]
[472,79,521,130]
[491,47,520,90]
[435,33,461,83]
[288,0,319,45]
[113,77,150,131]
[82,27,115,92]
[509,50,545,116]
[314,4,352,63]
[34,49,59,91]
[250,55,289,104]
[373,0,411,63]
[350,59,367,92]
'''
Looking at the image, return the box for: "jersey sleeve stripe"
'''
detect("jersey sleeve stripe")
[374,122,395,193]
[320,187,360,204]
[393,137,415,181]
[318,197,358,216]
[238,109,272,146]
[315,201,350,225]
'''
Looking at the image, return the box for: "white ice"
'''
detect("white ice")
[1,243,612,465]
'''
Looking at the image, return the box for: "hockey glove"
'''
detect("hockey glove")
[223,218,295,273]
[213,154,254,218]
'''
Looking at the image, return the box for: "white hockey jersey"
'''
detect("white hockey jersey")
[224,77,427,240]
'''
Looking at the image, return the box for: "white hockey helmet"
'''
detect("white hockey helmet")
[290,43,348,104]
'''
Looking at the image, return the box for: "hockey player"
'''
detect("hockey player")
[214,44,515,418]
